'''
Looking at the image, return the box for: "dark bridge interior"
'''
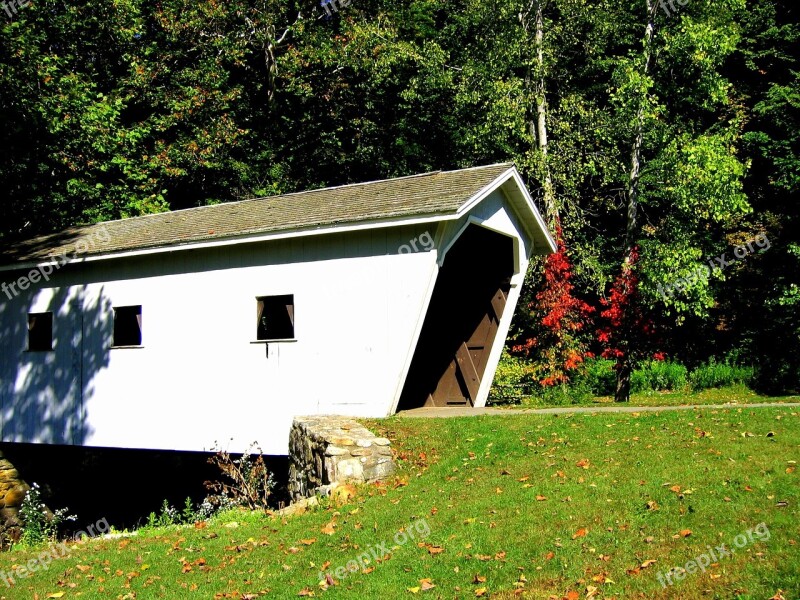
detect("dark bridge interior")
[398,225,514,410]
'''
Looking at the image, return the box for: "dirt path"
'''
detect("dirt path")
[397,402,800,418]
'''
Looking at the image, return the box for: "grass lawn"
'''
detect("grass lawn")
[1,406,798,599]
[493,385,800,410]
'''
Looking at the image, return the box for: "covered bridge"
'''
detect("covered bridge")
[0,163,555,455]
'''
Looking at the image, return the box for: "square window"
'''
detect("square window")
[113,305,142,347]
[27,312,53,351]
[256,295,294,341]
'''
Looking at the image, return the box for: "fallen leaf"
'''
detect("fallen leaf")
[572,528,588,539]
[320,522,337,536]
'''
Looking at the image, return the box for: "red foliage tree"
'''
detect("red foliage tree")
[597,246,657,401]
[514,222,594,386]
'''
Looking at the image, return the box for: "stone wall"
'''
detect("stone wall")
[288,416,396,501]
[0,451,30,530]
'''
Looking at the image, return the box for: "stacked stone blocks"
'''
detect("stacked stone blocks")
[288,416,396,501]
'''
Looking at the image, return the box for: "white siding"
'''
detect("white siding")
[1,227,438,455]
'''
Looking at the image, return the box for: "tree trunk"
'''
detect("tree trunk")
[534,1,557,226]
[523,0,557,226]
[615,0,658,402]
[615,359,632,403]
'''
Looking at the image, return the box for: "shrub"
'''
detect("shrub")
[522,379,593,407]
[690,359,755,391]
[630,360,688,393]
[205,443,274,512]
[580,358,617,396]
[489,350,536,405]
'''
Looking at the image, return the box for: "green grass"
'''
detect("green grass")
[502,384,800,410]
[2,406,799,599]
[596,385,799,407]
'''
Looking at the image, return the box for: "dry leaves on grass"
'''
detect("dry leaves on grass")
[407,578,436,593]
[673,529,692,538]
[626,559,657,575]
[572,528,588,539]
[320,522,337,536]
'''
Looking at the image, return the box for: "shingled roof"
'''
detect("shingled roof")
[0,163,527,267]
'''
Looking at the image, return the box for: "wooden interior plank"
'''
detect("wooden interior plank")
[455,341,481,403]
[490,289,507,322]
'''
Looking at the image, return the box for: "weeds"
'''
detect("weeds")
[18,483,76,547]
[204,442,274,512]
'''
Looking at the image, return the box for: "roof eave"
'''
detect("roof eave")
[0,209,464,273]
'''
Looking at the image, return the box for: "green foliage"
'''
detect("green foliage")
[690,359,755,391]
[630,360,689,394]
[522,380,593,407]
[504,354,761,400]
[489,349,536,405]
[18,483,75,547]
[145,497,217,529]
[579,358,617,396]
